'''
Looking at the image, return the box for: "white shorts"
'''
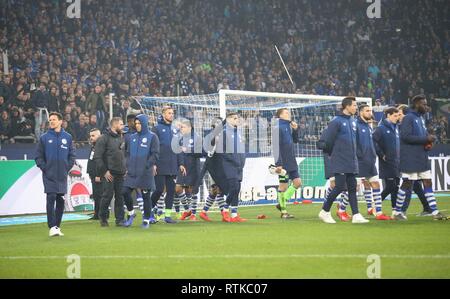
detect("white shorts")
[357,176,379,184]
[401,170,432,181]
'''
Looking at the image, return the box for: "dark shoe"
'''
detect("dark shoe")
[115,220,127,227]
[281,213,295,219]
[432,211,448,220]
[417,210,433,217]
[164,217,177,224]
[124,214,136,227]
[100,220,109,227]
[89,216,99,220]
[275,204,281,212]
[393,213,407,221]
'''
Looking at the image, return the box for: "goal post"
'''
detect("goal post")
[132,90,372,209]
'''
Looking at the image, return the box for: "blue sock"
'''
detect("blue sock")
[174,192,185,213]
[373,188,382,214]
[364,189,373,210]
[402,189,413,212]
[157,195,165,215]
[395,188,407,213]
[325,187,332,200]
[136,191,144,214]
[191,194,198,215]
[339,192,349,212]
[423,186,438,213]
[231,206,238,217]
[216,194,226,211]
[184,193,192,211]
[203,194,214,212]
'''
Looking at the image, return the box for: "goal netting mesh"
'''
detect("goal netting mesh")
[131,90,371,210]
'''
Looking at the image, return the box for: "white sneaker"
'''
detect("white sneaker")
[319,210,336,224]
[49,226,59,237]
[56,227,64,236]
[352,213,370,224]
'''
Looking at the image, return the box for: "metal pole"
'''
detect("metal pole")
[275,45,294,87]
[2,50,8,75]
[109,93,114,122]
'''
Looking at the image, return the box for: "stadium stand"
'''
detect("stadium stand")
[0,0,448,144]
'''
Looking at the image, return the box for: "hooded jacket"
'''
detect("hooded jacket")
[356,117,378,177]
[399,110,431,173]
[373,118,400,178]
[273,119,300,172]
[152,115,184,175]
[216,123,246,181]
[124,114,159,189]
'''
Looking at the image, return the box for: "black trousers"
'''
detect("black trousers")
[323,173,359,214]
[123,186,152,220]
[381,177,400,209]
[226,178,241,207]
[90,177,103,218]
[402,181,432,213]
[46,193,65,228]
[151,175,176,209]
[100,175,125,223]
[123,187,134,212]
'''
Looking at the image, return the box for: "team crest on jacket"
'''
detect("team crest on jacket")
[362,129,366,132]
[142,137,147,143]
[189,139,193,144]
[133,138,136,142]
[387,130,390,133]
[173,129,177,134]
[48,139,53,143]
[62,139,67,145]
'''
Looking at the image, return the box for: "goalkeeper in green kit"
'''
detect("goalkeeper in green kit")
[271,108,302,218]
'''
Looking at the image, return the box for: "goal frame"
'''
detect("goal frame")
[218,89,372,119]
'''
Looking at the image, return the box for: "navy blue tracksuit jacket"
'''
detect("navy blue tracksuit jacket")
[216,123,246,181]
[124,114,159,190]
[151,117,184,176]
[273,119,300,172]
[317,127,333,180]
[323,114,358,174]
[356,117,378,177]
[176,130,203,186]
[372,118,400,179]
[35,128,76,194]
[399,110,431,173]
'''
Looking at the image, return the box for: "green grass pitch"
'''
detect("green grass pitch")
[0,197,449,279]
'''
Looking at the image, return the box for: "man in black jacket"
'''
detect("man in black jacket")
[48,86,60,113]
[94,117,126,227]
[87,128,102,220]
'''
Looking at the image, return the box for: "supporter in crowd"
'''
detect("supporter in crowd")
[0,0,448,144]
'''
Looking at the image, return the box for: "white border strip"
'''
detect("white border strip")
[1,254,449,260]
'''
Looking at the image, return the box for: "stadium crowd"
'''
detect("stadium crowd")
[0,0,449,144]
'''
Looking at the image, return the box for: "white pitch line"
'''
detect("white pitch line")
[1,254,449,260]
